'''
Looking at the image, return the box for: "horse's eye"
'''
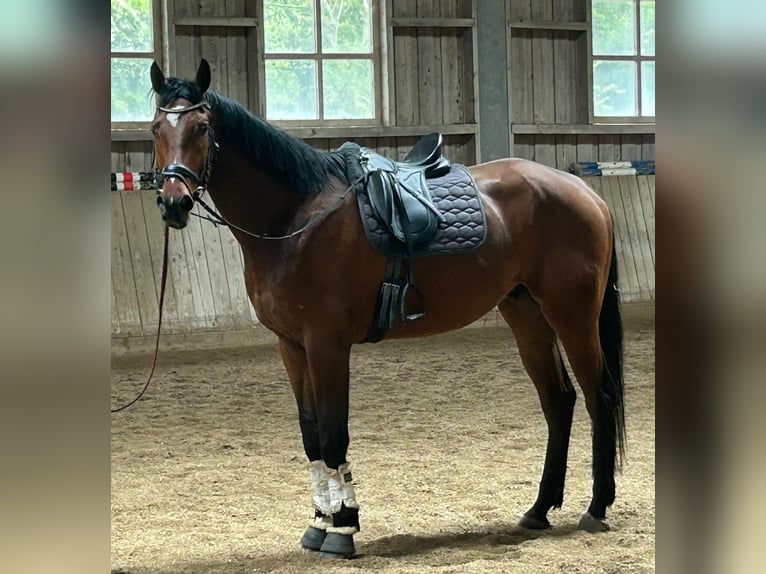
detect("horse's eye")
[199,124,209,135]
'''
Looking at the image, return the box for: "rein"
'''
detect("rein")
[111,225,169,413]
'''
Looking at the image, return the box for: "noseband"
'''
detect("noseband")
[154,101,219,200]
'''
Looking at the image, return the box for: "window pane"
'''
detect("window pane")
[265,60,318,119]
[111,58,155,122]
[323,60,374,119]
[264,0,316,53]
[592,0,636,56]
[640,0,655,56]
[641,61,655,116]
[111,0,153,52]
[321,0,372,53]
[593,60,637,116]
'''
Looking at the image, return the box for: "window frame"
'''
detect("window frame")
[590,0,655,124]
[259,0,381,127]
[110,0,164,129]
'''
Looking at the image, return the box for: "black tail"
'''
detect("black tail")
[599,237,626,466]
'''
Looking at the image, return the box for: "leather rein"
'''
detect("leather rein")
[111,101,362,413]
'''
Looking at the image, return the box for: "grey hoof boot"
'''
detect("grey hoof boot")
[300,526,327,551]
[578,512,611,533]
[518,512,551,530]
[319,532,356,558]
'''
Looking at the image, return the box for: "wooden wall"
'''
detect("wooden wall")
[503,0,655,166]
[111,0,655,339]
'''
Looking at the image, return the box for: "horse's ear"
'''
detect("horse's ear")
[195,59,211,94]
[150,61,166,94]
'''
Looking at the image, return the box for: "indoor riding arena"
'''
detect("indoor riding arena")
[111,1,655,573]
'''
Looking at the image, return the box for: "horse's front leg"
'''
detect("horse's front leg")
[278,338,335,552]
[303,335,359,558]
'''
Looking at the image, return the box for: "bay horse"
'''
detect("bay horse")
[148,59,625,558]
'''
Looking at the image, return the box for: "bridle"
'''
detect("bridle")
[154,101,219,202]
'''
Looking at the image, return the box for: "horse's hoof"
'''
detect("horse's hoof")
[300,526,327,551]
[518,513,550,530]
[578,512,611,533]
[318,532,355,558]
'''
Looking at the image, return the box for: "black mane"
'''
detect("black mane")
[156,77,345,195]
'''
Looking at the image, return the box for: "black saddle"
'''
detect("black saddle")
[353,133,453,340]
[361,133,451,249]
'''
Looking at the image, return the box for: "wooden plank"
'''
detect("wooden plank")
[111,282,121,335]
[584,175,602,200]
[384,0,395,125]
[534,134,556,167]
[390,17,474,27]
[555,135,577,171]
[576,134,598,162]
[637,175,656,267]
[184,211,218,328]
[531,31,555,123]
[165,216,200,332]
[511,124,656,135]
[625,175,655,298]
[393,5,419,125]
[195,195,236,329]
[140,191,183,332]
[246,0,261,114]
[530,0,553,21]
[111,192,142,335]
[217,225,252,328]
[617,176,652,301]
[574,31,590,123]
[510,30,534,124]
[509,21,587,31]
[512,135,535,161]
[642,134,655,161]
[553,32,575,124]
[172,0,199,80]
[417,0,444,125]
[647,175,655,210]
[467,0,479,161]
[509,0,531,20]
[173,16,258,26]
[285,124,478,138]
[598,134,621,162]
[600,177,639,302]
[226,0,249,110]
[121,191,159,335]
[111,143,126,172]
[440,1,463,124]
[620,134,643,161]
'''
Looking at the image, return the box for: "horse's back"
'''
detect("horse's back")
[470,157,611,233]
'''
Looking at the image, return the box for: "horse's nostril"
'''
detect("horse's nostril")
[156,195,164,206]
[179,194,194,212]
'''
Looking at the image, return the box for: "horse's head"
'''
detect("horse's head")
[150,59,215,229]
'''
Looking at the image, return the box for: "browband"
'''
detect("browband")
[157,101,210,114]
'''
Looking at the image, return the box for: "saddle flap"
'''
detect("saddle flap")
[367,172,403,240]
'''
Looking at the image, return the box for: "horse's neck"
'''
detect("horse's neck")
[206,152,305,251]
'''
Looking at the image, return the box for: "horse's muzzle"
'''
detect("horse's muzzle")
[157,193,194,229]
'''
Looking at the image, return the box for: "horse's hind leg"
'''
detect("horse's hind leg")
[498,288,576,529]
[535,256,625,533]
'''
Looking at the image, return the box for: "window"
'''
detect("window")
[111,0,161,124]
[592,0,655,119]
[263,0,376,122]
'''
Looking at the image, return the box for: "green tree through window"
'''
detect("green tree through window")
[264,0,375,121]
[593,0,655,118]
[111,0,158,123]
